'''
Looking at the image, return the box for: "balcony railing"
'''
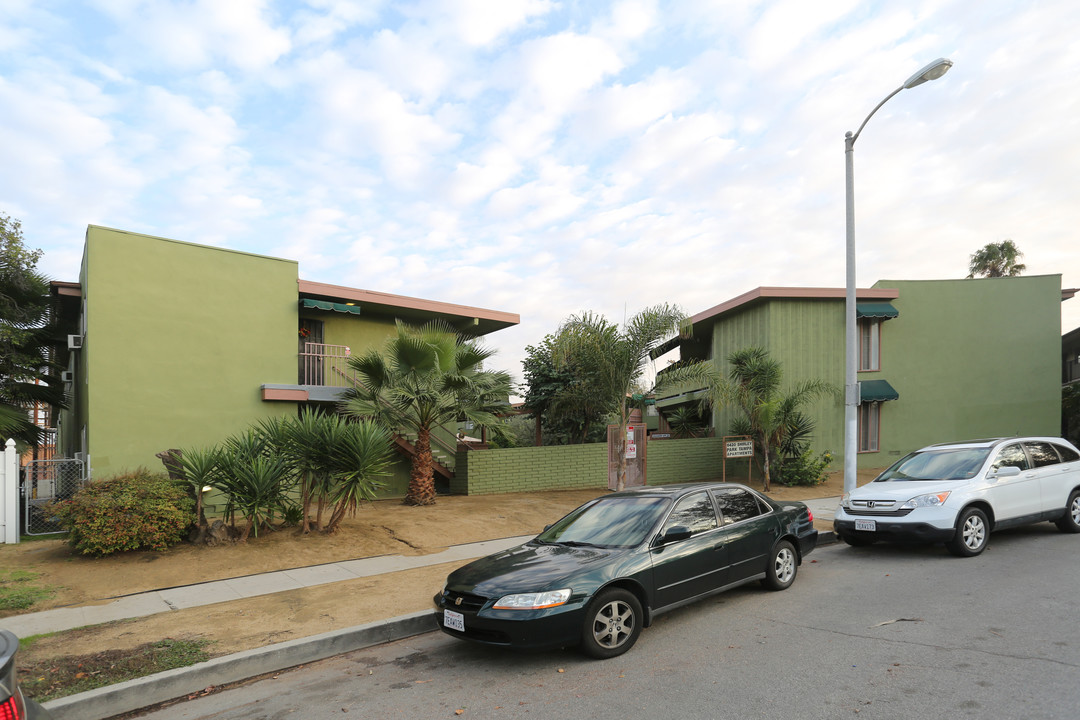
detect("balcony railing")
[299,343,355,387]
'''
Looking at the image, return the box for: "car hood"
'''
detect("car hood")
[850,479,968,501]
[447,541,627,597]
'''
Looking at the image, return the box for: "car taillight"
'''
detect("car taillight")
[0,693,26,720]
[807,510,814,523]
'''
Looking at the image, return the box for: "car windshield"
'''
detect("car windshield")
[874,448,991,482]
[535,496,670,548]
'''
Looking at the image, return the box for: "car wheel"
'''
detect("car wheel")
[946,507,989,557]
[761,540,798,591]
[1053,490,1080,533]
[579,588,642,659]
[840,532,875,547]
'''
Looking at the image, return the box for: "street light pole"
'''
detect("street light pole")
[843,58,953,496]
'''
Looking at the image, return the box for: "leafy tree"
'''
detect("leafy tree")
[554,305,687,490]
[342,320,512,506]
[967,240,1026,278]
[659,347,834,491]
[521,333,609,445]
[0,213,65,446]
[1064,383,1080,445]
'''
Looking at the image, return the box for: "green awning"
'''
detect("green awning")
[301,299,362,315]
[856,302,898,319]
[861,379,899,403]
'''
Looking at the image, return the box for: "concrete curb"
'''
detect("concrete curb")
[42,611,438,720]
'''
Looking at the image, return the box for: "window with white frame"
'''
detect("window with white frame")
[859,319,881,371]
[859,402,880,453]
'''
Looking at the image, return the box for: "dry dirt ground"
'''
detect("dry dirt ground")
[1,471,875,674]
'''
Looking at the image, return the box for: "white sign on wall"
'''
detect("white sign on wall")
[626,426,637,459]
[725,440,754,458]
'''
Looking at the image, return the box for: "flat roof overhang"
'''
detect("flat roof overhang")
[298,280,519,337]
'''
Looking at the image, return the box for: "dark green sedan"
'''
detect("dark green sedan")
[434,482,818,659]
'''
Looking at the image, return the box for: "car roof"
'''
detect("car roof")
[604,481,757,500]
[920,436,1075,452]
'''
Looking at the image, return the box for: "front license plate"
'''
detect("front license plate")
[443,609,465,632]
[855,519,876,532]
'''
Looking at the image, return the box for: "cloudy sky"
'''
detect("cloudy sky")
[2,0,1077,387]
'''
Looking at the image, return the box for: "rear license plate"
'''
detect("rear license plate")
[444,609,465,632]
[855,519,876,532]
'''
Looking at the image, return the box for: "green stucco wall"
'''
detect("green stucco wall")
[873,276,1062,456]
[82,227,300,478]
[307,311,399,356]
[702,276,1063,472]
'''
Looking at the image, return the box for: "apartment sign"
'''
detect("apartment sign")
[725,439,754,458]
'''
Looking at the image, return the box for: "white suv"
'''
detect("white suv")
[834,437,1080,557]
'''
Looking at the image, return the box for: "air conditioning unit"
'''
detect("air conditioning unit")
[61,371,74,383]
[67,334,84,350]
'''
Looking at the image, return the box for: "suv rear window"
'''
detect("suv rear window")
[1053,443,1080,463]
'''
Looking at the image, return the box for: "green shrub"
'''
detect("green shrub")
[777,450,833,487]
[49,469,195,556]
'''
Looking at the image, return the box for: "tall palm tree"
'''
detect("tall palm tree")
[967,240,1026,278]
[341,320,512,506]
[555,304,688,491]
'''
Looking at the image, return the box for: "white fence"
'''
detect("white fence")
[1,440,18,543]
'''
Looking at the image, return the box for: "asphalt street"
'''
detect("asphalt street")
[130,525,1080,720]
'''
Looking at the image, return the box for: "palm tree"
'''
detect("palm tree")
[341,320,512,506]
[554,304,688,490]
[323,419,395,532]
[659,347,834,492]
[967,240,1026,278]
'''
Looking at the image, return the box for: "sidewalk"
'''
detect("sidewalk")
[34,497,840,720]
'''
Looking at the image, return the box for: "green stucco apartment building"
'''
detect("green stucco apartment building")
[657,276,1072,470]
[52,226,518,492]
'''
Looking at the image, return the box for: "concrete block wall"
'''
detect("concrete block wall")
[454,437,753,495]
[645,437,726,485]
[453,443,608,495]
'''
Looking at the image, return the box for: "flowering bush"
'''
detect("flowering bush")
[49,470,195,556]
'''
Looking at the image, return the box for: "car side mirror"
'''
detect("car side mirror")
[660,526,692,544]
[992,465,1022,478]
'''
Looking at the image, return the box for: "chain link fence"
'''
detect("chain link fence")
[21,458,86,535]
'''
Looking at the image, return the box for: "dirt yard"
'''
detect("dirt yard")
[2,470,873,677]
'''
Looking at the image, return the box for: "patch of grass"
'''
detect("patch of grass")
[0,570,55,611]
[19,638,214,702]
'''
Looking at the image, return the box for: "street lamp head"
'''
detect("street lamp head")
[902,57,953,89]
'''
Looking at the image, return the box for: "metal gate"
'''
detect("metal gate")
[21,458,86,535]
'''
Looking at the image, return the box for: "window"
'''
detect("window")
[1024,442,1060,467]
[859,320,881,371]
[858,402,880,452]
[1054,444,1080,463]
[991,444,1029,471]
[662,492,717,536]
[713,488,765,525]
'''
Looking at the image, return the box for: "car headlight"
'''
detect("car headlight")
[840,493,851,509]
[900,492,951,509]
[493,589,572,610]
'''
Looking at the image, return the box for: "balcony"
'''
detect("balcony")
[299,343,355,387]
